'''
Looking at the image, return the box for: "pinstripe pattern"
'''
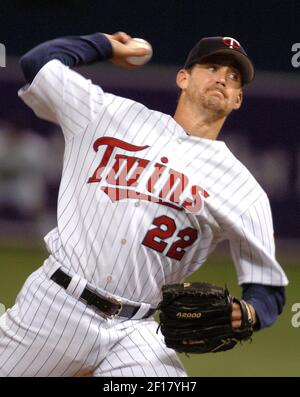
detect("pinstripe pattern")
[1,58,287,376]
[0,268,184,376]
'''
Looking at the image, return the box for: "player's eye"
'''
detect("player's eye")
[228,72,240,81]
[207,65,217,72]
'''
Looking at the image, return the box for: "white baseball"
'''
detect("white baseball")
[125,38,153,66]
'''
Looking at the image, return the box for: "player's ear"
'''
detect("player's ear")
[233,89,243,110]
[176,69,190,90]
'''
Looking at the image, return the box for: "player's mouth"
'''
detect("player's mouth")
[208,87,227,99]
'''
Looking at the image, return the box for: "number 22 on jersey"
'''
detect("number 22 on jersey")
[142,215,198,261]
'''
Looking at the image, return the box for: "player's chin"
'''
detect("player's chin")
[204,97,227,115]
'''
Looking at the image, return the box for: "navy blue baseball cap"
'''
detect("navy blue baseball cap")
[184,36,255,84]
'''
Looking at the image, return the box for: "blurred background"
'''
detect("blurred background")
[0,0,299,376]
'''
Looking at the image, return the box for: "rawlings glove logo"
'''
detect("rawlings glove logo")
[176,312,202,319]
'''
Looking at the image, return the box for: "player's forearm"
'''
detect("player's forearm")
[242,283,286,330]
[19,33,113,83]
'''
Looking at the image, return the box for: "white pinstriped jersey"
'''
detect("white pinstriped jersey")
[19,59,288,307]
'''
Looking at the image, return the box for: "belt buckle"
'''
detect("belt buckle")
[106,296,123,318]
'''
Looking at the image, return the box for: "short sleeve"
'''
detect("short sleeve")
[18,59,104,139]
[229,193,288,286]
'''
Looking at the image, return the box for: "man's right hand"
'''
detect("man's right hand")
[103,32,151,69]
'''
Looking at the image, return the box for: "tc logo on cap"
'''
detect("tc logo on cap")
[222,37,241,49]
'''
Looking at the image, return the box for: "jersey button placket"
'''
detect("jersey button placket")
[106,275,113,283]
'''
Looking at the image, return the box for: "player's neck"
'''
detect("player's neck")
[174,100,226,140]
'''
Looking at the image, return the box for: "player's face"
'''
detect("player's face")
[177,59,243,117]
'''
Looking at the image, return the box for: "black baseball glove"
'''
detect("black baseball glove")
[157,282,253,354]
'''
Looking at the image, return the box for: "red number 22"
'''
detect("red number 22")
[142,215,198,260]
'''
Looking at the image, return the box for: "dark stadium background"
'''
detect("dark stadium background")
[0,0,299,376]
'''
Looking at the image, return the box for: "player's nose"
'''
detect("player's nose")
[214,67,227,86]
[215,74,226,86]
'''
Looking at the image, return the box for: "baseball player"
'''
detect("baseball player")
[0,32,288,377]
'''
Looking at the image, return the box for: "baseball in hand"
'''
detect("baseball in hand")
[125,38,153,66]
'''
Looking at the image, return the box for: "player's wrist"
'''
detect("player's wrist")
[79,32,113,61]
[247,303,257,325]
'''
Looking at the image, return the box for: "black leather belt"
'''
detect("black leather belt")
[50,268,156,319]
